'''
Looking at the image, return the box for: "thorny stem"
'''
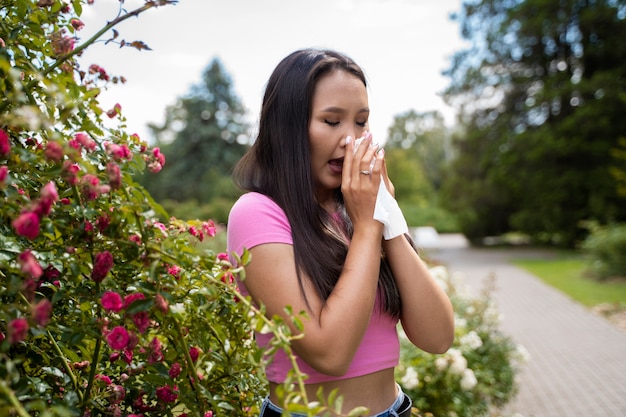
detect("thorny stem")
[16,292,84,402]
[27,1,177,90]
[0,380,31,417]
[222,278,311,406]
[172,316,205,416]
[47,330,84,403]
[81,282,103,413]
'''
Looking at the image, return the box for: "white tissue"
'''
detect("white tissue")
[353,136,409,240]
[373,178,409,240]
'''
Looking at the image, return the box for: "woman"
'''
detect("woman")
[227,49,454,417]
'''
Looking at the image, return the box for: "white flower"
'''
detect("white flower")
[435,357,448,371]
[400,366,419,390]
[460,368,477,390]
[455,316,468,329]
[170,303,186,314]
[460,330,483,350]
[512,344,531,365]
[484,303,503,325]
[447,349,467,375]
[428,266,450,292]
[428,265,449,282]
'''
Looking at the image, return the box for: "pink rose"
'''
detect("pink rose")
[31,299,52,327]
[101,291,123,312]
[51,31,75,56]
[108,384,125,405]
[166,264,181,279]
[8,318,29,344]
[189,346,201,363]
[168,362,181,379]
[132,311,150,334]
[95,374,112,385]
[35,181,59,217]
[106,143,132,161]
[106,162,121,190]
[106,326,129,350]
[106,103,121,119]
[0,165,9,184]
[44,141,64,162]
[70,18,84,31]
[40,181,59,203]
[154,294,168,314]
[202,220,217,238]
[0,128,10,157]
[18,250,43,279]
[80,174,103,200]
[147,337,163,364]
[123,292,145,309]
[89,64,109,81]
[146,147,166,173]
[12,211,40,240]
[91,251,114,282]
[155,385,178,403]
[62,161,80,185]
[74,132,96,151]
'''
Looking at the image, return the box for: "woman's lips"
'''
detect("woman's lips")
[328,158,344,174]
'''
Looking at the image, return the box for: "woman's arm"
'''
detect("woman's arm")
[378,157,454,353]
[382,235,455,353]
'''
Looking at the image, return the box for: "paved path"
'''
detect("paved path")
[421,235,626,417]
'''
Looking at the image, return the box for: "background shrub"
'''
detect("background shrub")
[397,267,528,417]
[580,222,626,280]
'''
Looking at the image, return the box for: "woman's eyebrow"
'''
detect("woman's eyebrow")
[321,106,370,114]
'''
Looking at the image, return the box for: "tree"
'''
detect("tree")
[386,110,450,190]
[139,58,248,208]
[443,0,626,246]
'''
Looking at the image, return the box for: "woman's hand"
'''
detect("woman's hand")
[341,131,385,231]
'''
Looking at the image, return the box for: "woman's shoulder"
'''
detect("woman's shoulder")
[228,192,290,230]
[230,192,284,216]
[227,192,293,252]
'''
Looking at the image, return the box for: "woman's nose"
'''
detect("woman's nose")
[342,127,365,146]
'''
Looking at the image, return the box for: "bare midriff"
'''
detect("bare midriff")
[269,367,397,416]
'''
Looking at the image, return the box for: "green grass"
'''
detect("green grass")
[513,256,626,308]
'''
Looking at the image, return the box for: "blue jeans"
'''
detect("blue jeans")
[259,384,410,417]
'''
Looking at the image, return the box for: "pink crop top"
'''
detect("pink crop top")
[227,192,400,384]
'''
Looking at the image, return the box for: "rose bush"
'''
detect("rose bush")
[397,266,529,417]
[0,1,309,416]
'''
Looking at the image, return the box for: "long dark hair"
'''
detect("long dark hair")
[233,49,401,318]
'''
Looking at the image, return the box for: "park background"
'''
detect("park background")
[1,0,625,416]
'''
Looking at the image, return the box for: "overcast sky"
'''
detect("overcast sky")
[78,0,467,144]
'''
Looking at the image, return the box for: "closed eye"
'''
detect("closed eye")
[324,119,340,127]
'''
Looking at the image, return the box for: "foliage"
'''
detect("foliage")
[138,58,248,209]
[400,205,459,234]
[386,110,450,190]
[397,267,527,417]
[0,2,313,416]
[610,137,626,198]
[442,0,626,247]
[513,254,626,307]
[580,222,626,281]
[385,111,460,233]
[384,147,434,207]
